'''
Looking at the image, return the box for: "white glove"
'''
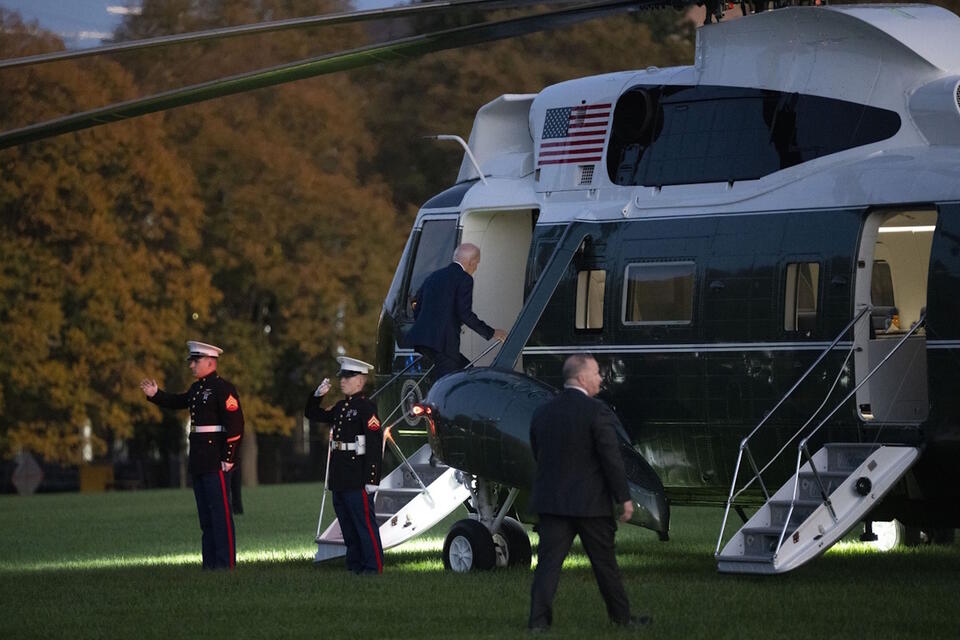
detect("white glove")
[221,461,235,472]
[364,484,378,494]
[314,378,331,397]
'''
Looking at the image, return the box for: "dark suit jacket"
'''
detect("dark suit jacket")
[405,262,495,359]
[529,387,631,518]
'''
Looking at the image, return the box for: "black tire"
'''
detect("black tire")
[494,516,532,569]
[925,527,956,545]
[443,519,496,572]
[901,521,924,547]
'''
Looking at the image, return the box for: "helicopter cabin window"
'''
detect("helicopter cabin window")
[622,262,695,325]
[405,219,458,317]
[784,262,820,332]
[575,270,606,330]
[607,85,901,187]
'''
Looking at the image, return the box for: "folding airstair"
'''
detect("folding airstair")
[716,306,927,574]
[716,443,920,574]
[314,444,470,562]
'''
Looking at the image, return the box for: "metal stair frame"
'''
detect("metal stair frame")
[716,307,928,573]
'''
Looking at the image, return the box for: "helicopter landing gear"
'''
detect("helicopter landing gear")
[442,477,530,572]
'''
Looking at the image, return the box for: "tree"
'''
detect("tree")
[0,10,216,465]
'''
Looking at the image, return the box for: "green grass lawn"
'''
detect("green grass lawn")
[1,483,957,639]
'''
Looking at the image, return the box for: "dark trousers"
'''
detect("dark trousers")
[193,470,236,570]
[332,489,384,574]
[529,514,630,629]
[415,345,468,378]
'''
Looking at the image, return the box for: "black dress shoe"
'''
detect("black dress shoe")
[618,615,652,628]
[528,626,549,633]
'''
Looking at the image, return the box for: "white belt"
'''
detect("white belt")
[331,440,357,451]
[192,425,224,433]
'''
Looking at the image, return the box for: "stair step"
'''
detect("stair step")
[796,470,849,500]
[768,499,821,527]
[824,443,881,473]
[741,526,794,555]
[717,553,776,564]
[401,463,447,488]
[374,487,424,514]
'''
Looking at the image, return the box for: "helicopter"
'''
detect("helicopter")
[373,2,960,574]
[3,1,960,575]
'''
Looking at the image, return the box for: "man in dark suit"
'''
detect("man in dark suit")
[405,243,506,377]
[528,354,651,631]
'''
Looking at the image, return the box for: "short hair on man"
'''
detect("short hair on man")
[454,243,480,263]
[562,354,596,382]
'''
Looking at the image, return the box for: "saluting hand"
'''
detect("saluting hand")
[139,379,158,398]
[314,378,331,397]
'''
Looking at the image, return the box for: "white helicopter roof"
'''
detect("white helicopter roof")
[445,4,960,222]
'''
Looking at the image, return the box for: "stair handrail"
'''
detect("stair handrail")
[773,312,927,555]
[715,305,871,555]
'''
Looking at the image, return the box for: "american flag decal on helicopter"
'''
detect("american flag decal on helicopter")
[537,102,611,166]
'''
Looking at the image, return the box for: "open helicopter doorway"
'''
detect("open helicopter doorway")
[459,209,536,367]
[854,208,937,426]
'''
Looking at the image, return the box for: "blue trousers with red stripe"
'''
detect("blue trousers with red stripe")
[332,489,383,574]
[193,470,236,570]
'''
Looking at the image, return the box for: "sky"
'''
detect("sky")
[0,0,392,49]
[0,0,140,48]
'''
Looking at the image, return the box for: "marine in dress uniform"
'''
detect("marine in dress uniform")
[140,341,244,570]
[305,356,384,574]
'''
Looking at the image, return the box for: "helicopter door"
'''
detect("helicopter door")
[397,215,460,331]
[853,208,937,425]
[459,208,537,366]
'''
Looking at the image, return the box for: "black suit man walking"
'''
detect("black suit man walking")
[405,242,506,377]
[528,354,651,631]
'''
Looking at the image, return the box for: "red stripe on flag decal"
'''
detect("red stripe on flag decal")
[538,102,611,167]
[218,470,235,569]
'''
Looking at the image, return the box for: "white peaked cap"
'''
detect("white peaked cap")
[186,340,223,359]
[336,356,374,376]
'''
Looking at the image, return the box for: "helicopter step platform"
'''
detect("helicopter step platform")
[315,444,470,563]
[716,443,921,574]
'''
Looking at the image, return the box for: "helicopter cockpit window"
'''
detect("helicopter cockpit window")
[575,270,606,330]
[622,262,695,325]
[784,262,820,333]
[607,85,901,187]
[405,219,457,317]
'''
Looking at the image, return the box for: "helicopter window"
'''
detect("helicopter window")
[784,262,820,333]
[608,85,901,187]
[622,261,695,325]
[405,219,458,317]
[575,270,606,330]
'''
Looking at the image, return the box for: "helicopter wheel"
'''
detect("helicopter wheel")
[493,516,532,569]
[443,519,496,572]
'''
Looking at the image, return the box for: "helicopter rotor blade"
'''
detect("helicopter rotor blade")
[0,0,662,151]
[0,0,587,71]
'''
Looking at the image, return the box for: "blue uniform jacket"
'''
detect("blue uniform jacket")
[149,372,244,475]
[405,262,495,359]
[305,393,383,491]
